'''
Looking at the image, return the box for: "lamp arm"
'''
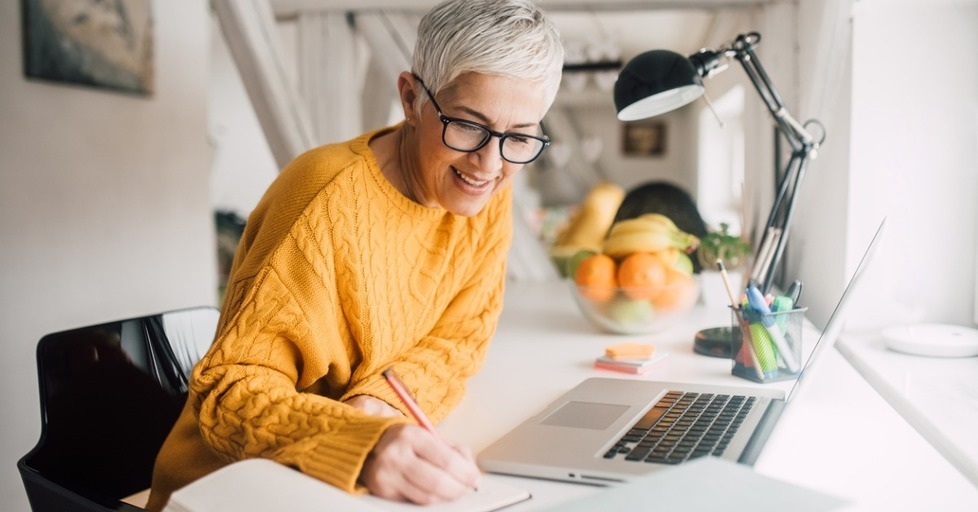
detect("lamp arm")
[693,33,824,292]
[729,33,818,151]
[758,150,812,292]
[691,34,820,154]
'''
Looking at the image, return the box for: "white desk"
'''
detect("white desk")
[438,280,978,511]
[170,279,978,511]
[837,331,978,487]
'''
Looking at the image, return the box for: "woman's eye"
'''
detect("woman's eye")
[455,122,484,134]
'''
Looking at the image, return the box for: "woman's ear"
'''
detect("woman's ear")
[396,71,419,126]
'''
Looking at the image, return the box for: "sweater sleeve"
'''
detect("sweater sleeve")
[341,194,512,421]
[191,263,407,494]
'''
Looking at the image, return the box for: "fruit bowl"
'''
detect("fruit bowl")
[570,279,700,334]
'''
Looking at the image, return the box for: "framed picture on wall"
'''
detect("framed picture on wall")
[21,0,154,96]
[621,121,666,157]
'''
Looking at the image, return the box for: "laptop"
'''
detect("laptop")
[478,220,885,484]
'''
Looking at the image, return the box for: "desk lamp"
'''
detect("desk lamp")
[615,32,824,294]
[614,32,824,356]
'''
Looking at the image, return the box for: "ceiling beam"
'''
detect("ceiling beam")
[213,0,317,169]
[698,8,755,51]
[270,0,773,18]
[297,11,361,142]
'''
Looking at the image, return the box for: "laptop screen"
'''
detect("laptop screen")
[785,219,886,402]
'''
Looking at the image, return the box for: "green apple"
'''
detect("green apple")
[607,297,655,326]
[674,252,694,275]
[566,249,598,279]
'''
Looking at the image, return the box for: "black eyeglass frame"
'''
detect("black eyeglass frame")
[412,74,551,164]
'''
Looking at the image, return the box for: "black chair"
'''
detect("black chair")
[18,307,219,512]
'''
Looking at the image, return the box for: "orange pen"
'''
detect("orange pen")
[382,368,445,443]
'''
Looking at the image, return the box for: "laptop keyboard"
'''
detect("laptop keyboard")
[603,391,756,464]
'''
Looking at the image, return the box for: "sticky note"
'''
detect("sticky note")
[605,342,655,360]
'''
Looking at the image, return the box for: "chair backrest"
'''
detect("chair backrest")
[18,307,219,512]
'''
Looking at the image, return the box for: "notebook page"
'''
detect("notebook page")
[165,458,530,512]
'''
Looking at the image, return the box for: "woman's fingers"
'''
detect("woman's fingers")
[360,424,481,504]
[417,436,480,490]
[448,441,476,464]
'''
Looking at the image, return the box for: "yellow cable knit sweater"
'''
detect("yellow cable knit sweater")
[145,125,511,511]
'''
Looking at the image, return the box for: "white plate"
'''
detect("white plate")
[882,323,978,358]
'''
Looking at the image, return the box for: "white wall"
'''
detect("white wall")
[850,0,978,328]
[209,15,279,218]
[0,1,216,510]
[786,0,854,326]
[531,98,697,205]
[791,0,978,329]
[598,107,697,196]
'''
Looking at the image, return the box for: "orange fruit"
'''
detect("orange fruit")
[653,248,681,268]
[655,248,694,276]
[617,252,667,300]
[565,249,598,279]
[651,266,697,310]
[574,253,617,303]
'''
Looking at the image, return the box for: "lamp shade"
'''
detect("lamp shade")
[614,50,705,121]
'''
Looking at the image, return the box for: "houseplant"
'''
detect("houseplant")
[697,222,751,271]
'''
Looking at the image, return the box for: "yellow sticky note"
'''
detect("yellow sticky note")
[605,342,655,360]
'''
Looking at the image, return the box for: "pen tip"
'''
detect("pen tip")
[716,259,725,271]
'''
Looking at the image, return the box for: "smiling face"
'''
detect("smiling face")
[396,71,550,217]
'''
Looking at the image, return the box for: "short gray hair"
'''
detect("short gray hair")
[412,0,564,113]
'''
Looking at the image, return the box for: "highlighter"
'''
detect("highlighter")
[746,284,800,373]
[772,295,794,330]
[748,322,781,378]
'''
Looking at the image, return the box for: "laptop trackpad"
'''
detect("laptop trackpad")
[539,401,630,430]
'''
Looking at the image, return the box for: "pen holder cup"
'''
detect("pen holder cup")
[730,306,807,383]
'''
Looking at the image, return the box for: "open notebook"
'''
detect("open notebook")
[163,458,530,512]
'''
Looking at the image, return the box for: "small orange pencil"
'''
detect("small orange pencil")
[382,368,445,443]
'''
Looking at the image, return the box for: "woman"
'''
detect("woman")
[145,0,563,509]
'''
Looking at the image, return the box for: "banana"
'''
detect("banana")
[607,217,670,239]
[606,213,683,239]
[604,213,699,260]
[602,229,699,259]
[637,213,679,232]
[606,219,651,238]
[553,182,624,249]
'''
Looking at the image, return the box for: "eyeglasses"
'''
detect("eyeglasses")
[413,74,550,164]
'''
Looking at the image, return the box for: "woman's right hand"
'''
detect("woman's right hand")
[359,424,481,505]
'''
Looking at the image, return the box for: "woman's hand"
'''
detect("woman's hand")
[344,395,403,418]
[359,424,481,505]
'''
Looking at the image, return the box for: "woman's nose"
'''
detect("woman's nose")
[469,138,505,172]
